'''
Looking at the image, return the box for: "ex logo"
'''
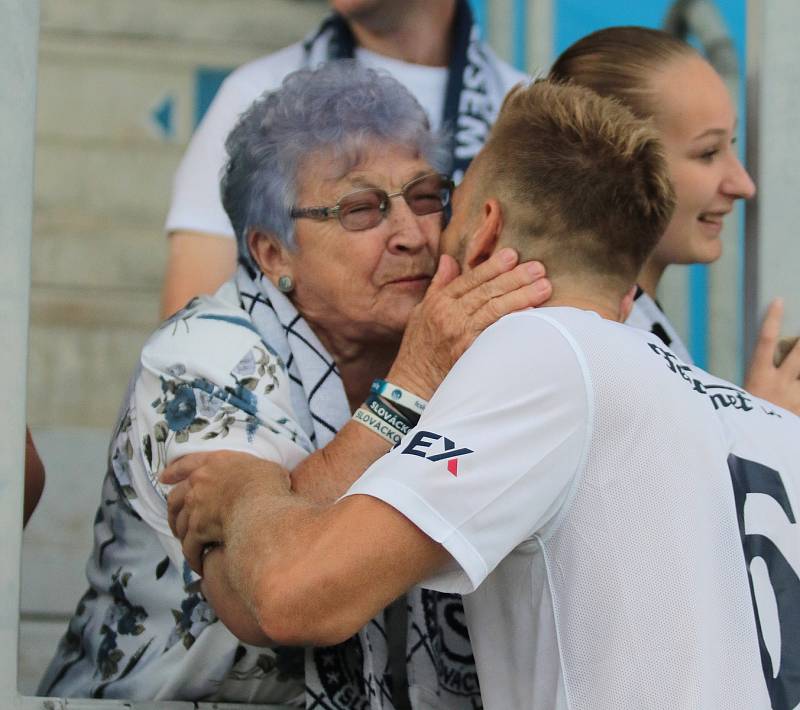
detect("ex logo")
[401,430,473,477]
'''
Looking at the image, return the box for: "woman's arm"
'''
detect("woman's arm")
[200,545,276,646]
[173,456,447,647]
[160,232,237,318]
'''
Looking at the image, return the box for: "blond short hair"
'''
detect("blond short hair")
[476,79,675,289]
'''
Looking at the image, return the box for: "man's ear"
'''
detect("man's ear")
[619,284,637,323]
[463,198,503,270]
[248,230,294,285]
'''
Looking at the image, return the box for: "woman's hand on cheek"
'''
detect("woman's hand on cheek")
[387,248,551,399]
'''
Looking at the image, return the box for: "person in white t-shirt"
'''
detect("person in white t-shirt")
[161,0,527,317]
[163,80,800,709]
[549,26,800,415]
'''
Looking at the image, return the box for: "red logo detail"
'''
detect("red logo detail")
[447,459,459,477]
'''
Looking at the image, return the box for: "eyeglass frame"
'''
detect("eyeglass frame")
[289,172,454,232]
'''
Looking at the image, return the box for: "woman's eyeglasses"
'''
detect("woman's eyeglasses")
[290,173,453,232]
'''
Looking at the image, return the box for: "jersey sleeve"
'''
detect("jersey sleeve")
[114,298,313,571]
[344,312,592,594]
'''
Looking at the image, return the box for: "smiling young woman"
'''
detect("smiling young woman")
[639,51,755,295]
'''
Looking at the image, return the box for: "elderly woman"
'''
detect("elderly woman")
[38,61,548,706]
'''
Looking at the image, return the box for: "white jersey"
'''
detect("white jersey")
[625,286,693,363]
[702,369,800,710]
[346,307,798,709]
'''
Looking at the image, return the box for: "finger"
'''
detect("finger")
[777,336,800,377]
[184,533,206,575]
[470,279,553,333]
[459,261,547,314]
[170,483,195,542]
[751,298,783,370]
[182,507,218,573]
[774,336,800,366]
[198,545,221,590]
[445,248,519,298]
[166,481,189,536]
[173,504,191,543]
[160,453,208,484]
[426,254,461,293]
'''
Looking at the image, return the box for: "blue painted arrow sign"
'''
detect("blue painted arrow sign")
[151,94,175,139]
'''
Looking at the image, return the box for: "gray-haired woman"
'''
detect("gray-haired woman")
[39,61,549,707]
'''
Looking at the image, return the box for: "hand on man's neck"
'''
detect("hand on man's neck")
[347,0,457,67]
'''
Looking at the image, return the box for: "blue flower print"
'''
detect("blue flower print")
[165,592,215,652]
[110,442,132,487]
[97,625,123,679]
[164,386,197,432]
[195,389,222,419]
[227,382,258,417]
[232,350,256,377]
[165,363,186,378]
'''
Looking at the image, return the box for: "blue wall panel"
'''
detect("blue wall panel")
[468,0,489,37]
[555,0,745,59]
[195,67,232,128]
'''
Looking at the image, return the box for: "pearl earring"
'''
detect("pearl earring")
[277,275,294,293]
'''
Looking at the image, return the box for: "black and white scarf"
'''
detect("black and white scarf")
[303,0,508,184]
[628,286,693,365]
[236,266,482,710]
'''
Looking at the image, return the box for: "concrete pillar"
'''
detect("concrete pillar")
[0,0,39,704]
[745,0,800,354]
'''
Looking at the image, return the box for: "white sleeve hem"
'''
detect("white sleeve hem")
[346,478,488,594]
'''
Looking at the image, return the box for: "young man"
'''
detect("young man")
[164,80,800,709]
[162,0,526,316]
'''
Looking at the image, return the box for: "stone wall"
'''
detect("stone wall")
[28,0,328,429]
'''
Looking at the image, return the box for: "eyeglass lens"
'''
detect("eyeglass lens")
[338,174,451,231]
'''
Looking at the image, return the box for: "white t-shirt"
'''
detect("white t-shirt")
[165,40,526,239]
[347,308,795,709]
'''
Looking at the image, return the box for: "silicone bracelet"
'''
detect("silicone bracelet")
[370,379,428,416]
[365,394,412,435]
[352,407,403,446]
[374,393,422,427]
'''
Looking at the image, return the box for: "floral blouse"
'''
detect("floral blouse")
[38,286,311,703]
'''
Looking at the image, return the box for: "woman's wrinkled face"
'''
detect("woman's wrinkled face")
[287,143,441,346]
[649,54,755,267]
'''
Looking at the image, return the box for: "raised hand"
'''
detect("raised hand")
[745,298,800,414]
[387,248,551,400]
